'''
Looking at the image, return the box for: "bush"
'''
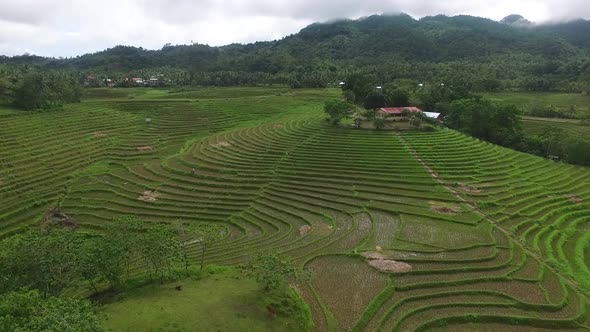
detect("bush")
[242,252,306,292]
[324,100,354,125]
[0,290,104,332]
[421,125,436,132]
[374,118,386,130]
[13,71,81,110]
[566,140,590,166]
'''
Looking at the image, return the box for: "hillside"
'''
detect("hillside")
[5,14,590,68]
[2,14,590,91]
[1,87,590,330]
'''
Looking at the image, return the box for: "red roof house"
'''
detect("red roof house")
[377,107,423,118]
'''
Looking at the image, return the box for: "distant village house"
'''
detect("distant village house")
[105,78,116,88]
[83,75,98,87]
[376,107,442,121]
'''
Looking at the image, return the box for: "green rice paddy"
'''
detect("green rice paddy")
[485,92,590,115]
[1,87,590,331]
[521,116,590,142]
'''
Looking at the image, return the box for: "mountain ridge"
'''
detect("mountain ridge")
[1,13,590,92]
[2,13,589,66]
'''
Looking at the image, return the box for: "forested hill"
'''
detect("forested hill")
[2,14,590,91]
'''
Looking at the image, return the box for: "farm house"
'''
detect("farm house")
[376,107,443,122]
[424,112,443,121]
[376,107,423,119]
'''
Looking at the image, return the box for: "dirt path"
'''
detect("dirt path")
[398,134,590,301]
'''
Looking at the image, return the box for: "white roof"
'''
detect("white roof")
[424,112,441,119]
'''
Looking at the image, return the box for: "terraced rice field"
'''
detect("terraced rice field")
[1,87,590,331]
[522,116,590,141]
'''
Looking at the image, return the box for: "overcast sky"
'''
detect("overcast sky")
[0,0,588,57]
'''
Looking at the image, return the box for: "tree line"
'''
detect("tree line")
[0,65,81,110]
[0,217,225,296]
[3,14,590,93]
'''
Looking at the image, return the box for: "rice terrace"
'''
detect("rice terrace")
[0,85,589,331]
[3,5,590,332]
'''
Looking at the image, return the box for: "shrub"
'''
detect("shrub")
[0,290,104,332]
[374,118,386,130]
[421,124,436,132]
[324,100,354,125]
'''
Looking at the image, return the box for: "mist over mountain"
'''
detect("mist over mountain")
[2,14,589,70]
[501,14,533,26]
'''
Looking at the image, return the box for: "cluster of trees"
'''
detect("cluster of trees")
[324,100,355,125]
[0,290,104,332]
[242,252,310,328]
[525,127,590,166]
[0,217,225,296]
[0,66,81,110]
[0,217,225,331]
[340,74,410,109]
[443,97,590,166]
[445,98,523,147]
[525,104,583,120]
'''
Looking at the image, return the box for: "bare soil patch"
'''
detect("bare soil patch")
[93,131,107,138]
[368,259,412,273]
[565,194,583,204]
[456,182,481,193]
[211,141,231,148]
[431,205,461,214]
[139,190,160,202]
[299,225,311,236]
[41,208,78,229]
[273,124,284,129]
[137,146,154,152]
[426,168,439,178]
[363,250,413,273]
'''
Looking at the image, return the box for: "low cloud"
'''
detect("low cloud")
[0,0,588,57]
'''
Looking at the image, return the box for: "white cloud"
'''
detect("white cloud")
[0,0,588,57]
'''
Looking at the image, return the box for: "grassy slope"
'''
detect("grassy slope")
[487,91,590,143]
[81,86,294,100]
[101,269,307,332]
[520,115,590,140]
[485,92,590,115]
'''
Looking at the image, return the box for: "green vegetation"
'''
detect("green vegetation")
[445,97,523,147]
[243,252,305,292]
[486,92,590,118]
[1,86,590,331]
[3,14,590,91]
[324,100,355,125]
[520,117,590,165]
[0,68,81,110]
[0,290,103,332]
[0,219,190,296]
[102,268,309,332]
